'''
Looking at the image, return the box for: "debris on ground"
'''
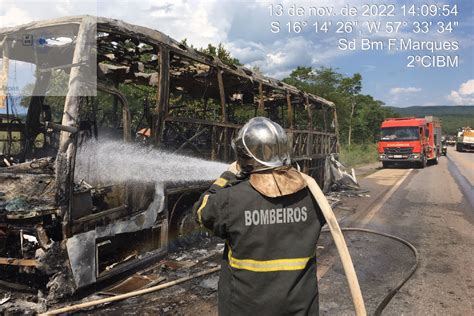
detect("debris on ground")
[198,275,219,291]
[326,154,360,191]
[326,188,371,216]
[0,294,10,305]
[0,297,47,314]
[99,274,166,296]
[0,237,224,314]
[0,188,367,314]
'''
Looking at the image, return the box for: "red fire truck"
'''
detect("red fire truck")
[378,116,442,168]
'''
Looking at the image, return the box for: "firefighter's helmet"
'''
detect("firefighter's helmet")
[232,117,290,173]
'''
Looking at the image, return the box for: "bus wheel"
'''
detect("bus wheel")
[175,206,207,248]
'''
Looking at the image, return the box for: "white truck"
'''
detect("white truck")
[456,127,474,152]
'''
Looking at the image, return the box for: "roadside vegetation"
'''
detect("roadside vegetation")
[388,106,474,135]
[282,66,397,167]
[339,143,378,167]
[183,42,399,149]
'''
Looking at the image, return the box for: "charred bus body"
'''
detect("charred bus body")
[0,16,339,295]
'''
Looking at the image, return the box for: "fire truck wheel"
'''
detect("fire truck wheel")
[419,155,427,169]
[433,154,439,165]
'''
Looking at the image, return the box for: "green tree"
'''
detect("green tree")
[283,67,395,145]
[200,43,241,66]
[339,73,362,146]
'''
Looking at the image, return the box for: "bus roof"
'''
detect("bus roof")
[0,15,334,109]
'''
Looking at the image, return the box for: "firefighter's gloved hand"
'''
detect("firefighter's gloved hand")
[227,161,240,174]
[208,169,239,192]
[206,162,243,192]
[228,161,249,180]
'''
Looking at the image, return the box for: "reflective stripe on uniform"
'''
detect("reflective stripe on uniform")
[227,247,312,272]
[197,194,210,226]
[213,177,228,187]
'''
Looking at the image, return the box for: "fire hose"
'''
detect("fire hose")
[332,228,419,316]
[302,173,419,316]
[41,173,418,315]
[300,172,367,316]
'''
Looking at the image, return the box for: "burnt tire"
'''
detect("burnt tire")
[170,207,208,249]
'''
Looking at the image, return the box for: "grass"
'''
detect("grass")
[339,143,378,167]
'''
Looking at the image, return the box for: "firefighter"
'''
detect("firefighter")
[193,117,326,316]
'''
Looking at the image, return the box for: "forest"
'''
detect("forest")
[389,106,474,135]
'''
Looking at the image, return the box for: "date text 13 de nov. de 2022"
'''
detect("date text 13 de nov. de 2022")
[269,3,460,68]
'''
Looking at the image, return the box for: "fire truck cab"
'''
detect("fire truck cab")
[378,116,442,168]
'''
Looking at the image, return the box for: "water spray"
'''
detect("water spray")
[75,140,228,185]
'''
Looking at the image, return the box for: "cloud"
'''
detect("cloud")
[225,41,266,64]
[141,0,234,48]
[0,6,32,27]
[446,79,474,105]
[1,0,472,108]
[459,79,474,95]
[389,87,422,95]
[0,1,230,49]
[0,0,343,79]
[249,37,314,78]
[0,1,99,28]
[149,3,174,13]
[229,36,347,79]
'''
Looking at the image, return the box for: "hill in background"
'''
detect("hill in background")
[386,106,474,135]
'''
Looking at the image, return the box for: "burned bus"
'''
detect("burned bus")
[0,16,338,295]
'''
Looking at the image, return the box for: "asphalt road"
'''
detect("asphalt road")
[448,148,474,186]
[319,151,474,315]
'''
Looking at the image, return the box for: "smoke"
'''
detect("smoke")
[74,140,229,185]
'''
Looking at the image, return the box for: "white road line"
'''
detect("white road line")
[317,168,413,280]
[358,168,413,227]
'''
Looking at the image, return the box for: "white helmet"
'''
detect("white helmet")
[232,117,291,173]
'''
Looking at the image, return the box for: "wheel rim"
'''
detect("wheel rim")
[178,212,200,238]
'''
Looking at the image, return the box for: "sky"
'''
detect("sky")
[0,0,473,107]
